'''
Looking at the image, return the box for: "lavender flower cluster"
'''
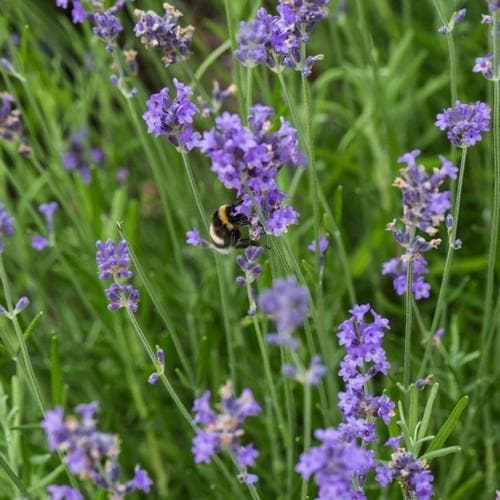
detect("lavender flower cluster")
[41,402,152,498]
[258,276,326,386]
[376,439,434,500]
[143,79,200,150]
[96,239,140,312]
[191,381,261,484]
[134,3,194,67]
[295,304,396,499]
[383,150,458,298]
[199,104,305,238]
[236,0,330,76]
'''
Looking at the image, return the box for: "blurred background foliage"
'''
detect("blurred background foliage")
[0,0,498,498]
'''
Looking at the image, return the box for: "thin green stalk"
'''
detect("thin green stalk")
[244,282,288,446]
[421,148,468,375]
[0,255,78,490]
[245,67,253,120]
[300,382,312,500]
[223,0,245,118]
[177,144,237,385]
[116,223,194,385]
[0,454,30,498]
[481,58,500,357]
[125,309,192,424]
[403,236,415,395]
[430,0,458,104]
[0,255,45,415]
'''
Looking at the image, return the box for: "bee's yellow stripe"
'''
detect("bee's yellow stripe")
[218,205,234,230]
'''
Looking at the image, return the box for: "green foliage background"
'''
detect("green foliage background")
[0,0,498,498]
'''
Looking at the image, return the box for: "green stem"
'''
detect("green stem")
[430,0,458,104]
[177,144,237,385]
[300,382,312,500]
[481,49,500,357]
[421,147,468,375]
[403,230,415,395]
[0,454,30,498]
[125,309,192,424]
[116,223,194,385]
[244,282,288,446]
[245,67,253,120]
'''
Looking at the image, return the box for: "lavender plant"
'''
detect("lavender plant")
[0,0,498,499]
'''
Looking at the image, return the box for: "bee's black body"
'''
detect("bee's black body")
[209,204,260,252]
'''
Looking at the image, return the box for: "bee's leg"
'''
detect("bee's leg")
[234,238,260,249]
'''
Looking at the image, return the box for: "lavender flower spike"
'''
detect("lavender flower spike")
[47,485,83,500]
[134,3,194,67]
[435,100,491,148]
[96,239,132,281]
[93,11,123,52]
[41,403,153,496]
[143,79,200,150]
[191,381,261,483]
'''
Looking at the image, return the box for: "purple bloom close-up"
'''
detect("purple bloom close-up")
[186,227,208,247]
[143,79,200,150]
[96,239,132,281]
[47,485,83,500]
[296,427,374,499]
[93,11,123,51]
[308,234,329,255]
[382,255,431,300]
[134,3,194,67]
[105,283,140,312]
[435,100,491,148]
[473,54,494,80]
[41,403,152,496]
[191,381,261,480]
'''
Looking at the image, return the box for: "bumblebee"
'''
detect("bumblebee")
[209,204,260,252]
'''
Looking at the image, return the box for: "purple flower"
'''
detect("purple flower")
[376,449,434,500]
[96,240,132,281]
[42,403,153,497]
[235,443,259,468]
[488,1,500,13]
[116,167,129,184]
[473,54,494,80]
[143,79,200,150]
[236,1,329,76]
[0,202,15,250]
[105,283,140,312]
[435,100,491,148]
[148,345,165,384]
[126,465,153,493]
[432,327,445,347]
[47,485,83,500]
[437,8,466,34]
[385,435,402,450]
[134,3,194,67]
[198,105,304,239]
[296,427,374,499]
[93,11,123,51]
[258,277,309,349]
[186,227,209,247]
[39,202,59,233]
[382,255,431,300]
[62,129,104,184]
[55,0,87,24]
[308,234,329,255]
[336,305,394,442]
[191,382,261,482]
[236,246,264,285]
